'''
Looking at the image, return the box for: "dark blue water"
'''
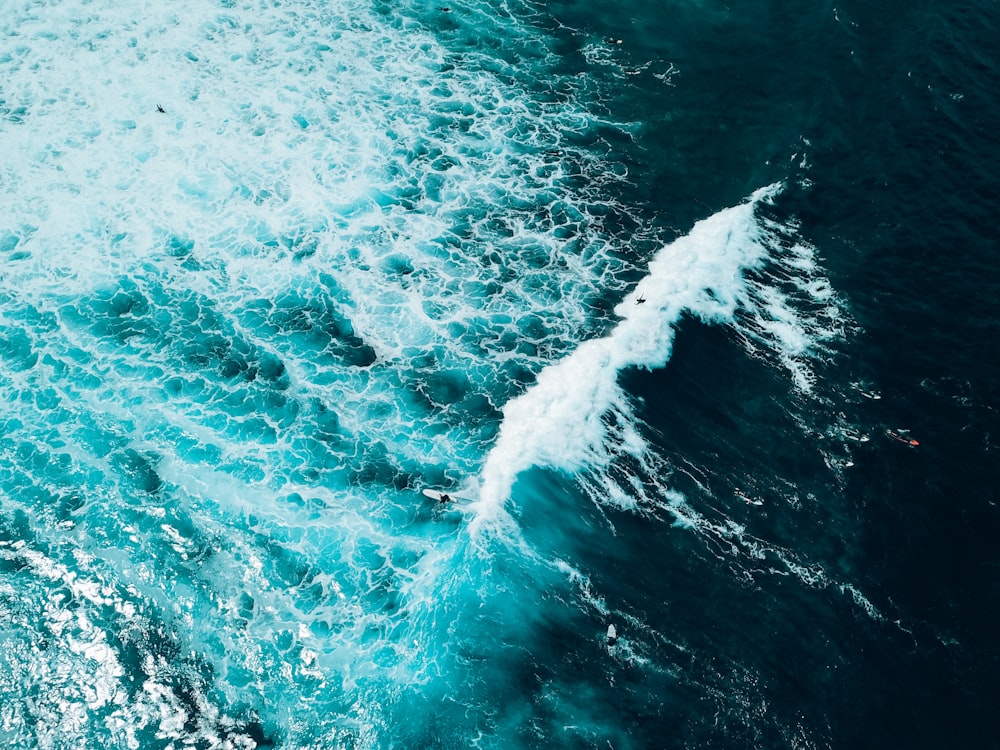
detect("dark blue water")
[1,0,997,747]
[580,1,1000,746]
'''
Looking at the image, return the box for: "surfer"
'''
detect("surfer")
[156,104,165,113]
[635,295,646,305]
[421,488,458,504]
[888,430,920,447]
[606,624,618,646]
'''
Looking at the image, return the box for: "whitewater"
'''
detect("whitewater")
[1,0,846,747]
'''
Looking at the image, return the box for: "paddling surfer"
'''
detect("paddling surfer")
[888,429,920,446]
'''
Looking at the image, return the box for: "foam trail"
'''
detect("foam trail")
[472,185,781,530]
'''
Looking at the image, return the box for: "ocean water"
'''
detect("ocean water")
[1,0,997,747]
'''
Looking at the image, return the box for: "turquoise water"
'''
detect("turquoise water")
[2,0,998,747]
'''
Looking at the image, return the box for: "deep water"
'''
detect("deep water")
[1,0,998,748]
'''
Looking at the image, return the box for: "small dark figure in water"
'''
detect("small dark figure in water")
[156,104,166,113]
[439,493,453,503]
[888,430,920,446]
[437,6,451,11]
[635,295,646,305]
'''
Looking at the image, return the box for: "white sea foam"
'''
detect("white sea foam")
[0,537,264,749]
[0,0,644,743]
[1,0,638,499]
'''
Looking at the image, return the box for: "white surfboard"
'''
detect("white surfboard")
[421,489,465,503]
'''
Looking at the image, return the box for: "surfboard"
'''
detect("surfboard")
[421,488,466,503]
[887,429,920,446]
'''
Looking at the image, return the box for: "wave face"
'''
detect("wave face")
[1,0,850,747]
[475,183,845,530]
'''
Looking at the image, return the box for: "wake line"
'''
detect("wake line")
[469,185,787,532]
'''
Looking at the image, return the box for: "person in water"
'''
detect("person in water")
[439,493,452,503]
